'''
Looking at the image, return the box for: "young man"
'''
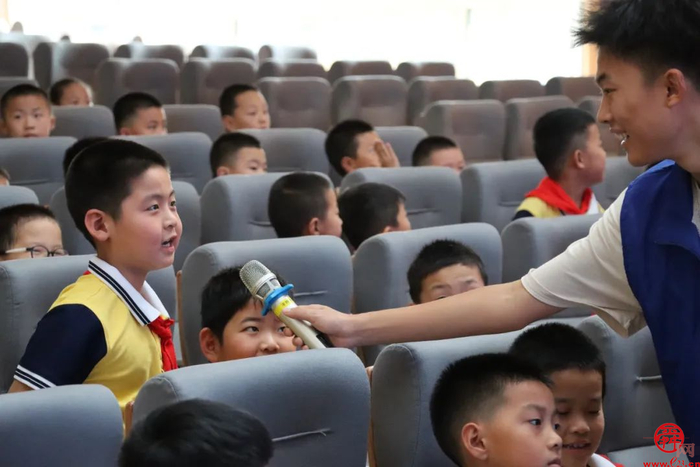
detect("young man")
[285,0,700,456]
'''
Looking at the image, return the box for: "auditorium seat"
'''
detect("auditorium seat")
[163,104,224,141]
[256,59,327,80]
[0,77,37,99]
[546,76,599,103]
[172,181,201,271]
[240,128,329,173]
[375,126,428,167]
[578,96,622,155]
[593,156,644,208]
[180,58,256,105]
[178,236,352,365]
[190,44,256,61]
[95,58,179,107]
[0,185,39,210]
[479,79,545,102]
[341,167,462,230]
[116,132,211,193]
[51,105,116,139]
[0,255,177,393]
[353,223,502,364]
[408,77,479,125]
[504,96,575,160]
[114,42,185,68]
[328,60,394,84]
[133,349,369,467]
[0,32,50,55]
[460,159,544,231]
[331,76,408,126]
[33,42,110,90]
[0,137,74,204]
[0,42,29,77]
[49,187,93,256]
[371,332,520,466]
[577,316,689,465]
[0,385,123,467]
[257,78,331,130]
[395,61,456,82]
[258,45,317,62]
[421,100,506,163]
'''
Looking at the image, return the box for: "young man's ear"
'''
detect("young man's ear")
[664,68,686,107]
[340,156,356,175]
[222,115,237,133]
[199,328,221,364]
[216,166,231,177]
[84,208,111,243]
[461,422,489,461]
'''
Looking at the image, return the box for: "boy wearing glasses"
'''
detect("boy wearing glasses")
[0,204,66,261]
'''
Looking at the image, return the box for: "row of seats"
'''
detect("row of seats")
[0,314,680,467]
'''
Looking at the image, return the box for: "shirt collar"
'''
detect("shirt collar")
[88,257,169,326]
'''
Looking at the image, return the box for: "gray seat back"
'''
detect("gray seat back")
[190,45,255,61]
[331,76,408,126]
[0,77,37,98]
[180,58,256,105]
[240,128,329,173]
[395,61,455,82]
[163,104,224,141]
[408,77,478,125]
[479,79,545,102]
[258,45,317,62]
[0,42,29,77]
[33,42,110,90]
[257,59,327,79]
[375,126,428,167]
[52,105,116,139]
[114,43,185,68]
[95,58,179,107]
[258,77,331,130]
[328,60,394,84]
[545,76,599,103]
[0,185,39,210]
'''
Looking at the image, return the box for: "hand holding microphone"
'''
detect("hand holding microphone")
[240,260,334,350]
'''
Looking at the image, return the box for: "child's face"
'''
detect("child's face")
[429,147,466,173]
[418,263,485,304]
[101,166,181,276]
[315,188,343,237]
[469,381,561,467]
[119,107,167,136]
[343,131,383,173]
[1,217,64,261]
[549,369,604,467]
[1,95,54,138]
[224,91,271,132]
[220,147,268,176]
[579,125,607,186]
[58,82,92,106]
[208,298,297,362]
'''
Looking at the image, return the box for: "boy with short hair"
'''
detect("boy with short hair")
[63,136,109,176]
[325,120,400,177]
[510,323,616,467]
[210,132,267,177]
[113,92,167,136]
[514,108,606,219]
[9,139,182,418]
[338,182,411,251]
[49,78,93,106]
[120,399,273,467]
[0,83,55,138]
[0,167,10,186]
[219,84,271,132]
[199,267,297,362]
[412,136,466,173]
[0,204,66,261]
[430,353,562,467]
[408,240,487,304]
[268,172,343,238]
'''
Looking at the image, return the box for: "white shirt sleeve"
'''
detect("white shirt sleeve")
[520,190,646,337]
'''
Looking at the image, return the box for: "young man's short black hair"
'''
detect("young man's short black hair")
[407,240,488,304]
[0,84,50,118]
[0,204,57,252]
[430,353,551,465]
[201,267,290,341]
[412,136,458,167]
[210,132,262,177]
[112,92,163,130]
[533,108,596,179]
[63,137,109,176]
[338,182,405,250]
[509,322,606,396]
[325,120,375,176]
[120,399,273,467]
[574,0,700,87]
[0,167,10,182]
[268,172,332,238]
[65,139,168,247]
[49,78,89,105]
[219,84,259,117]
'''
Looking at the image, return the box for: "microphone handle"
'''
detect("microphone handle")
[269,295,331,349]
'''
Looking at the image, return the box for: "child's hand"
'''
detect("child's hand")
[124,400,135,436]
[375,141,400,168]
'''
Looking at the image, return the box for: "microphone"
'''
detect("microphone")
[239,260,332,349]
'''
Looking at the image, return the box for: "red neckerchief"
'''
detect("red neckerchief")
[526,177,593,215]
[82,270,178,372]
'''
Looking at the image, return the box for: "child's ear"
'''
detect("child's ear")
[118,127,132,136]
[382,225,395,234]
[199,328,221,363]
[84,208,111,243]
[573,149,586,169]
[222,115,237,133]
[305,218,321,236]
[216,166,231,177]
[340,156,356,175]
[462,422,488,461]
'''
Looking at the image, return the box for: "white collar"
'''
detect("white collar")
[88,257,169,326]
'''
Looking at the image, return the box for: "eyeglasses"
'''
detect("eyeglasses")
[1,245,69,258]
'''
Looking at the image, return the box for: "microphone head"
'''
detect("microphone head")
[240,260,279,301]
